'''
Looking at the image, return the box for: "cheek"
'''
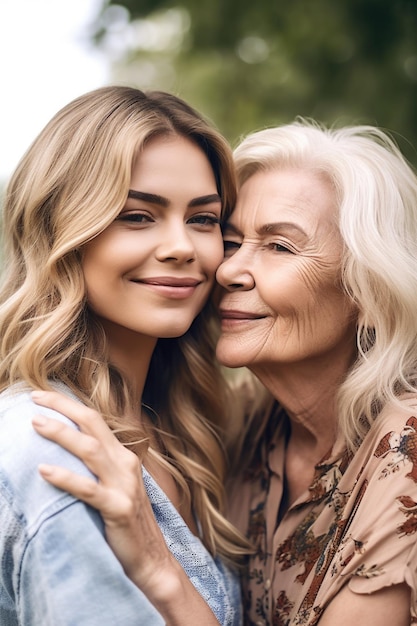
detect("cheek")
[81,241,121,306]
[257,262,349,342]
[291,275,355,343]
[82,232,138,278]
[257,264,305,314]
[271,260,340,312]
[82,251,111,298]
[82,234,113,275]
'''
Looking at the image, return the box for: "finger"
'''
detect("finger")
[32,414,119,480]
[32,413,144,487]
[33,413,99,454]
[38,463,146,524]
[32,390,113,441]
[38,463,108,510]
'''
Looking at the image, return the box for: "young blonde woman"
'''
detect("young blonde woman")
[0,86,247,626]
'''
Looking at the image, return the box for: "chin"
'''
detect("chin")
[160,330,189,339]
[159,325,192,338]
[216,344,247,369]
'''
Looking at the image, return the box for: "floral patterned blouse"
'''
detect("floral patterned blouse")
[227,397,417,626]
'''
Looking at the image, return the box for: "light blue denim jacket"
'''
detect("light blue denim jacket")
[0,384,242,625]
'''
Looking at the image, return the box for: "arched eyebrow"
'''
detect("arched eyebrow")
[128,190,168,206]
[222,220,308,240]
[188,194,221,208]
[127,190,221,208]
[259,222,308,238]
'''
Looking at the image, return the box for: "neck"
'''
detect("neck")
[252,354,353,460]
[100,319,158,411]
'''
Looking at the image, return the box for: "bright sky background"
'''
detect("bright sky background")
[0,0,110,183]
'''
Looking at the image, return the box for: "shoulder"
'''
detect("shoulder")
[379,394,417,425]
[365,395,417,459]
[345,395,417,524]
[0,382,96,532]
[0,382,85,469]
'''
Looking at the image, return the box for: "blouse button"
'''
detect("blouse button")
[264,578,271,590]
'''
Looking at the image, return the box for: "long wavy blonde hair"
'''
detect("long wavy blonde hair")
[232,119,417,453]
[0,85,247,559]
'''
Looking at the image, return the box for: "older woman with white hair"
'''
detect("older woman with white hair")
[218,121,417,625]
[31,120,417,625]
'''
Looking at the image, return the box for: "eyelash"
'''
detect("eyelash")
[117,212,220,227]
[117,212,152,223]
[223,240,294,254]
[268,242,293,253]
[188,215,220,226]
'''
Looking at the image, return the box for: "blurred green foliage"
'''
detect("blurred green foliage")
[93,0,417,163]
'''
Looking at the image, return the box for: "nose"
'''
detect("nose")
[155,222,195,264]
[216,248,255,291]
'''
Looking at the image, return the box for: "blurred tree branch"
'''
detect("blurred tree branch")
[90,0,417,164]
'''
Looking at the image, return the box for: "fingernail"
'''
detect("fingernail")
[32,415,48,427]
[38,463,53,476]
[31,390,46,400]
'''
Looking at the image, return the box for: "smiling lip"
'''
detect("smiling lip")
[220,309,266,321]
[137,276,202,287]
[131,276,202,299]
